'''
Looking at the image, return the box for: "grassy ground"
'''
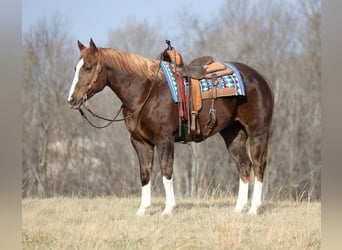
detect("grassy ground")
[22,197,320,249]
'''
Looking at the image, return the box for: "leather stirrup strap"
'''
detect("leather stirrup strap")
[190,79,202,135]
[176,69,185,118]
[203,73,218,137]
[191,79,202,112]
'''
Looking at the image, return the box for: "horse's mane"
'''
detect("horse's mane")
[100,48,158,79]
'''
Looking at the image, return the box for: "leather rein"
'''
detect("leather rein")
[78,59,162,129]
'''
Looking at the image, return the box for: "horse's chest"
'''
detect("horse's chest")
[125,118,136,133]
[125,117,154,142]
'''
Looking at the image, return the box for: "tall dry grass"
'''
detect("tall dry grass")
[22,197,320,249]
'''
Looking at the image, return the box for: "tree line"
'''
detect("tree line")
[22,0,321,201]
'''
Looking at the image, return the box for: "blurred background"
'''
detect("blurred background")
[22,0,321,201]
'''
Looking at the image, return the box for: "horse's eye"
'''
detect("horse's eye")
[85,67,92,72]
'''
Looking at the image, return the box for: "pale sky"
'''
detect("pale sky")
[22,0,225,46]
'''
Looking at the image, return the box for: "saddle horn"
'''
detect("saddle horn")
[165,40,173,50]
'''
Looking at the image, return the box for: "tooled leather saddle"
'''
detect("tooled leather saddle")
[158,40,244,142]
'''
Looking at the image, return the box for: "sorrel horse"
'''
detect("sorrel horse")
[68,39,274,215]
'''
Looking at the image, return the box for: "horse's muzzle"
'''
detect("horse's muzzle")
[68,96,83,109]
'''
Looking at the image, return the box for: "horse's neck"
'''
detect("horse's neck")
[103,49,156,111]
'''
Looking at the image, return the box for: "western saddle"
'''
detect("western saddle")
[158,40,234,142]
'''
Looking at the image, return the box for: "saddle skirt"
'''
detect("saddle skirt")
[161,60,246,103]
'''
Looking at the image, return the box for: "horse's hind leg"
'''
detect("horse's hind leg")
[131,137,154,216]
[220,123,252,213]
[247,129,270,215]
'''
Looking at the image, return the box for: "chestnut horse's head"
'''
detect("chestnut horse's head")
[68,39,107,109]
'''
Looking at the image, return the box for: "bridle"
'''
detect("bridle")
[78,57,162,129]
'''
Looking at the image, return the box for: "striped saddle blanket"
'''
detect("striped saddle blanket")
[161,61,246,103]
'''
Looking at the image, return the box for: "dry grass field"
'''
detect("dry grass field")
[22,197,320,249]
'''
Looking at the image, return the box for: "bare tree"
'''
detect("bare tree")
[22,0,321,200]
[107,17,164,58]
[174,0,321,199]
[23,14,78,197]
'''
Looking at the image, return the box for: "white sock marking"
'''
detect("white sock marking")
[135,181,151,216]
[234,178,249,212]
[248,178,263,215]
[161,176,176,215]
[68,58,84,102]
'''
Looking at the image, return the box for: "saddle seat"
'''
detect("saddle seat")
[184,56,233,79]
[183,56,214,79]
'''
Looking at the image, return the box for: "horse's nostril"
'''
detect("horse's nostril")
[68,96,83,109]
[68,96,74,104]
[68,98,78,108]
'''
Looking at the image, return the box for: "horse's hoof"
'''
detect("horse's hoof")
[233,208,243,213]
[234,204,247,213]
[247,207,258,215]
[135,207,146,216]
[161,205,175,216]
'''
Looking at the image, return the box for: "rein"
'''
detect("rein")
[78,105,123,128]
[79,61,162,129]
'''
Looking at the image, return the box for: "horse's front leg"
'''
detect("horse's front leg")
[131,136,154,216]
[156,138,176,215]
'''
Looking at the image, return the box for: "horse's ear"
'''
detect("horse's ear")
[89,38,98,52]
[78,40,86,51]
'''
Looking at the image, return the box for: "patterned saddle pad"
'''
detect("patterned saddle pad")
[161,61,246,103]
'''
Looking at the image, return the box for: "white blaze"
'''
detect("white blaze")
[68,59,84,102]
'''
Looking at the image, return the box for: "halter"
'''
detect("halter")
[78,59,162,129]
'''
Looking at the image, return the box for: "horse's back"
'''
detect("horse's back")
[231,62,273,96]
